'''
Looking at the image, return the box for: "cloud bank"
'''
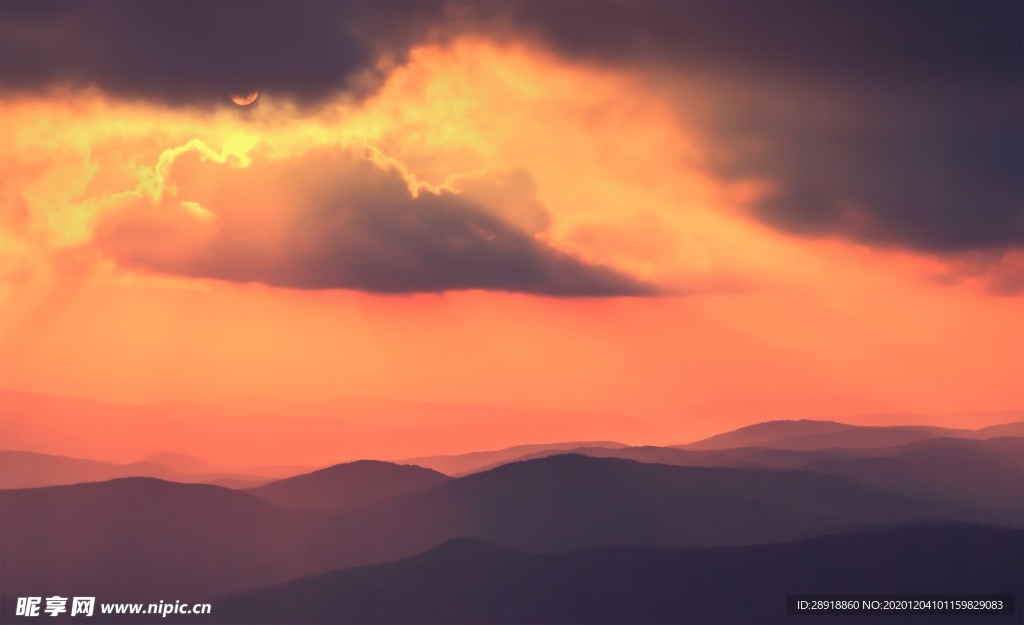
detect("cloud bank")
[1,2,446,106]
[94,145,655,296]
[3,1,1020,291]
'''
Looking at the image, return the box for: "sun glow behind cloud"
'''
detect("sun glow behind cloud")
[0,38,1020,444]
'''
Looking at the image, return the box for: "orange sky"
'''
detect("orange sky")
[1,39,1021,456]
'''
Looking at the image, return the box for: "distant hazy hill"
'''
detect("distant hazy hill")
[463,433,1021,470]
[402,441,629,475]
[247,461,450,511]
[760,427,961,450]
[680,419,1023,450]
[465,445,701,474]
[139,452,313,479]
[682,420,856,450]
[0,451,274,490]
[802,437,1023,508]
[216,524,1023,624]
[977,422,1024,438]
[469,444,841,473]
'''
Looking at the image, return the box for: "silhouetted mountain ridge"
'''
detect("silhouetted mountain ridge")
[0,451,275,490]
[682,420,856,449]
[3,455,1019,603]
[402,441,629,475]
[680,418,1023,450]
[247,460,450,511]
[462,438,1023,509]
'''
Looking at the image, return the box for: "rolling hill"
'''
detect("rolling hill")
[680,419,1023,450]
[247,460,451,511]
[801,437,1024,508]
[0,451,275,490]
[401,441,629,475]
[681,420,857,450]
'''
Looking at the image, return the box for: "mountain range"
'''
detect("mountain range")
[3,408,1020,624]
[3,454,1020,603]
[451,436,1023,509]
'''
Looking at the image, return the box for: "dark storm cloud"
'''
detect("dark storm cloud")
[12,1,1016,107]
[96,150,655,297]
[488,2,1021,91]
[0,1,447,106]
[262,191,654,296]
[706,86,1023,254]
[476,1,1023,255]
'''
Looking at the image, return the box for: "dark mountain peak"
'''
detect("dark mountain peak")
[475,452,646,477]
[101,475,237,491]
[25,475,183,492]
[257,459,449,487]
[401,441,631,476]
[0,450,281,490]
[521,452,610,464]
[104,476,174,486]
[3,475,257,503]
[732,419,847,429]
[247,459,450,512]
[314,459,446,476]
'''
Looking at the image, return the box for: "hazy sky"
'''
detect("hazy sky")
[1,2,1021,440]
